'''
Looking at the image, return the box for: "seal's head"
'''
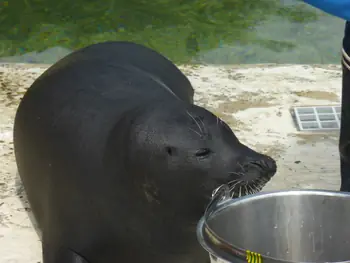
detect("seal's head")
[125,102,277,218]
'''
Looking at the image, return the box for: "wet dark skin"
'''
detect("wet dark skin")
[14,41,277,263]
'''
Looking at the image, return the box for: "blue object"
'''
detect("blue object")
[303,0,350,21]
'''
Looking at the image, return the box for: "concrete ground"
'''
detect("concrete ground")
[0,63,343,262]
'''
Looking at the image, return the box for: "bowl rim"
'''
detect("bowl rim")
[197,189,350,263]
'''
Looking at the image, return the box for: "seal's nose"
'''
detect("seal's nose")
[240,156,277,179]
[260,156,277,175]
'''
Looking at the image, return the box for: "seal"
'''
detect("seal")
[13,41,277,263]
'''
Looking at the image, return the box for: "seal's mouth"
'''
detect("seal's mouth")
[227,177,270,198]
[226,159,277,198]
[202,158,276,202]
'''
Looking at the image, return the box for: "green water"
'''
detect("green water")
[0,0,345,64]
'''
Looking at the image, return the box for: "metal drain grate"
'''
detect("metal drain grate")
[292,105,341,131]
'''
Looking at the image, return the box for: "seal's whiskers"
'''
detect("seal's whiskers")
[188,127,202,137]
[186,110,203,134]
[197,116,207,135]
[228,180,242,189]
[228,180,243,197]
[252,183,262,193]
[237,162,246,173]
[248,184,254,194]
[226,169,272,198]
[229,171,245,177]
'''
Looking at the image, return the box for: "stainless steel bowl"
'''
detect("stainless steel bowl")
[197,188,350,263]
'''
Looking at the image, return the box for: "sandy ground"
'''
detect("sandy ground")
[0,63,343,263]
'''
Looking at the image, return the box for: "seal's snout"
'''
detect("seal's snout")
[226,154,277,197]
[243,156,277,179]
[257,156,277,176]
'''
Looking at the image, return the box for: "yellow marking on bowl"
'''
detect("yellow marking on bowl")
[246,250,262,263]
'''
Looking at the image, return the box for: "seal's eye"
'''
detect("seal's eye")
[195,148,212,158]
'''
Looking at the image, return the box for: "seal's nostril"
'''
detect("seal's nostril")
[255,157,277,173]
[265,158,277,173]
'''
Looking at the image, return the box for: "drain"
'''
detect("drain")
[292,105,341,131]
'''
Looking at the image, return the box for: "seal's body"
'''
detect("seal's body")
[13,41,277,263]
